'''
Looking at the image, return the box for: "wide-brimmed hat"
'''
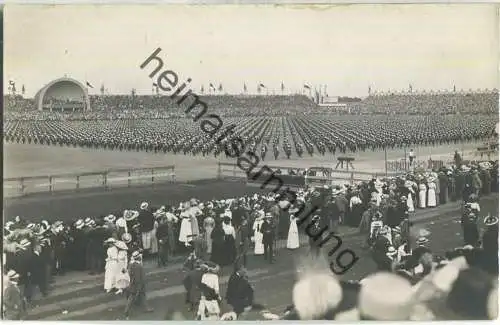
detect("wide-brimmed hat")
[104,214,116,223]
[104,237,116,244]
[386,246,397,256]
[131,250,143,260]
[416,237,429,245]
[19,238,31,248]
[140,202,149,210]
[6,270,20,281]
[484,215,499,227]
[202,261,220,274]
[114,241,128,251]
[124,210,139,221]
[75,219,85,229]
[84,217,93,226]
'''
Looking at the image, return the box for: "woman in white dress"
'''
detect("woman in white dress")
[178,205,193,246]
[418,183,427,209]
[427,181,437,208]
[198,262,221,320]
[405,181,415,212]
[203,216,215,255]
[104,238,119,293]
[252,213,265,255]
[114,240,129,294]
[286,214,300,250]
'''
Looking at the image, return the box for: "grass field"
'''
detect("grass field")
[4,140,481,180]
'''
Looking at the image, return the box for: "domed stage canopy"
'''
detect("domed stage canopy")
[34,77,91,111]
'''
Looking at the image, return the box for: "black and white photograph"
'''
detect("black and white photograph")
[2,3,499,321]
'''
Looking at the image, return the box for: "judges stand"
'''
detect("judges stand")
[334,156,355,171]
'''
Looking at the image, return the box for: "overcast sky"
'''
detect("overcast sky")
[4,4,499,97]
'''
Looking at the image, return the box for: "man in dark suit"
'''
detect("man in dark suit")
[124,251,153,319]
[226,267,254,316]
[261,214,276,263]
[235,216,251,268]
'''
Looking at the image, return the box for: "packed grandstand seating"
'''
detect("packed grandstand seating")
[4,89,498,118]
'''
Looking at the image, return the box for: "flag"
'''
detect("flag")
[303,84,311,90]
[201,85,205,94]
[281,82,285,92]
[86,81,94,89]
[243,83,247,93]
[218,83,223,92]
[453,85,456,92]
[259,83,266,88]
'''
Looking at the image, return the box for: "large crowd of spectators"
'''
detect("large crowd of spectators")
[3,160,498,319]
[4,89,498,119]
[348,90,498,115]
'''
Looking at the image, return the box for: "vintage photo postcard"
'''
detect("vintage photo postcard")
[2,3,499,321]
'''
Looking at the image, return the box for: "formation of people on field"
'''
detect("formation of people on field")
[3,159,498,319]
[3,114,496,160]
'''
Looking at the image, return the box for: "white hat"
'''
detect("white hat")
[75,219,84,229]
[220,311,238,320]
[359,272,413,320]
[131,250,143,260]
[19,238,31,247]
[140,202,149,210]
[292,271,342,320]
[116,218,127,228]
[114,241,128,251]
[104,237,116,244]
[416,237,429,245]
[104,214,116,223]
[84,217,93,226]
[6,270,20,281]
[386,246,397,256]
[124,211,139,221]
[27,223,35,229]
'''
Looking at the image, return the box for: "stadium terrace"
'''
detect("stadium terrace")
[140,48,359,275]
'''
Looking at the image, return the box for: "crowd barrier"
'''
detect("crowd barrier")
[3,165,176,198]
[217,162,400,190]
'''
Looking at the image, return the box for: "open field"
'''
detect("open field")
[4,140,481,179]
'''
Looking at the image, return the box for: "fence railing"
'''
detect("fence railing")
[217,162,400,189]
[3,165,176,198]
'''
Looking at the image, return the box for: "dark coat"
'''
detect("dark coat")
[128,261,146,294]
[226,272,254,314]
[3,284,25,320]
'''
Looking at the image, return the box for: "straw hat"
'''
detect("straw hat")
[104,237,116,244]
[104,214,116,223]
[6,270,20,281]
[140,202,149,210]
[131,250,142,260]
[416,237,429,246]
[484,215,499,227]
[114,241,128,251]
[75,219,85,229]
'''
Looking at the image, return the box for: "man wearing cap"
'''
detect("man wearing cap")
[3,270,26,320]
[124,251,153,319]
[260,213,276,263]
